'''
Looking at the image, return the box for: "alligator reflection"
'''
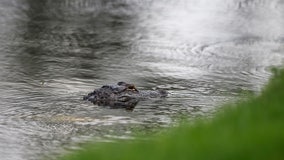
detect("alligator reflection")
[83,82,168,110]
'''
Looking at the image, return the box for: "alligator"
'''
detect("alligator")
[83,82,168,109]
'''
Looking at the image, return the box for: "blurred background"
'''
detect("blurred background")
[0,0,283,159]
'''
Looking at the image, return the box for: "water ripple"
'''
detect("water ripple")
[0,0,284,160]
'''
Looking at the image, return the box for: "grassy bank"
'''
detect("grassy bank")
[61,68,284,160]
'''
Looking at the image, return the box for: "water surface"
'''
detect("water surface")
[0,0,284,159]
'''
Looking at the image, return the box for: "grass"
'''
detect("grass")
[60,68,284,160]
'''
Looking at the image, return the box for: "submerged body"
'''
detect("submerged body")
[83,82,168,109]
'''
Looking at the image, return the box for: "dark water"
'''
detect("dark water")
[0,0,284,159]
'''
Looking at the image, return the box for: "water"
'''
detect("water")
[0,0,284,159]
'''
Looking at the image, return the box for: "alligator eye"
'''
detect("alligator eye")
[127,85,138,91]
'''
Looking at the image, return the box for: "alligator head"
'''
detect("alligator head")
[83,82,168,110]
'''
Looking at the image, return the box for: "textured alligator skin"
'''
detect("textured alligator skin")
[83,82,168,109]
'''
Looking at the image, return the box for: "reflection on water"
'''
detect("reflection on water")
[0,0,283,159]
